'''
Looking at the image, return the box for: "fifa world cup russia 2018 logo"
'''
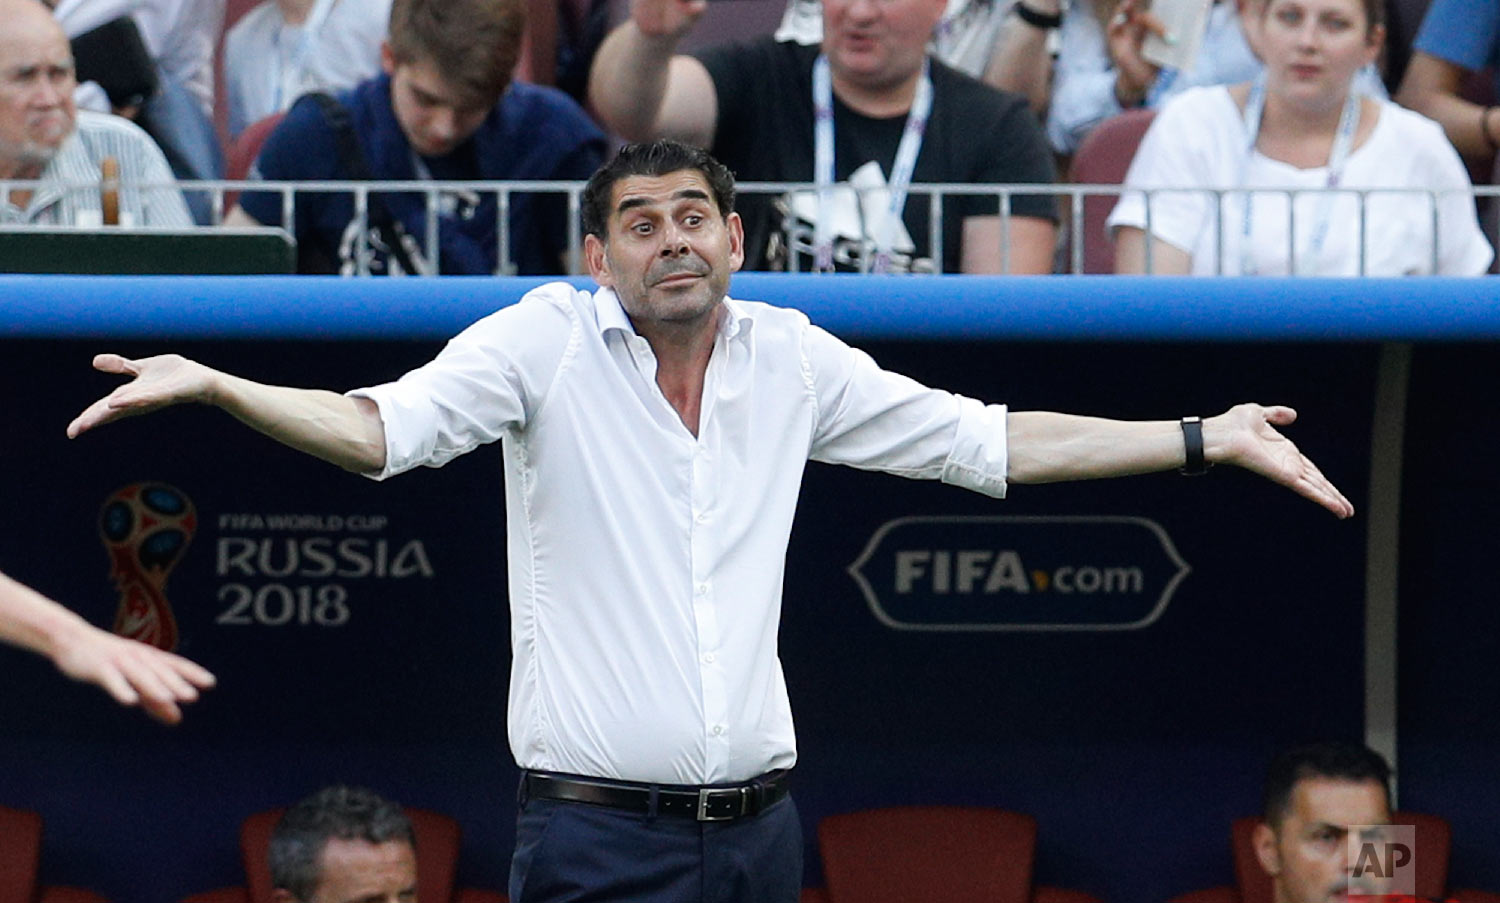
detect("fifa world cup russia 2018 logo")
[99,484,196,651]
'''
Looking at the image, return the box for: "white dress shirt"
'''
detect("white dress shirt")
[351,282,1009,785]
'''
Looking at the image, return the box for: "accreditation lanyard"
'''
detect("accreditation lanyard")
[812,54,933,274]
[269,0,339,112]
[1238,73,1360,276]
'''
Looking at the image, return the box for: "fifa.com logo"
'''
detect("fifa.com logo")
[1347,825,1418,899]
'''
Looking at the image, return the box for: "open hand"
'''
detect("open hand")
[52,622,217,725]
[67,354,217,439]
[1208,403,1354,518]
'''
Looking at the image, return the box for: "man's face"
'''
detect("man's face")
[821,0,947,91]
[0,3,77,172]
[305,838,417,903]
[381,45,493,158]
[1255,778,1392,903]
[585,170,744,330]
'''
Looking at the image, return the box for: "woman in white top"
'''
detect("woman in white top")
[1108,0,1493,276]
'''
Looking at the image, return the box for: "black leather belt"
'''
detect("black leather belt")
[522,769,791,822]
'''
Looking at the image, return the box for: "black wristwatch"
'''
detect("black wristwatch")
[1179,416,1212,476]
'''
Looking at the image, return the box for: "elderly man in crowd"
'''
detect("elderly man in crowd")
[0,0,191,226]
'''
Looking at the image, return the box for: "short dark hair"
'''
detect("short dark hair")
[581,140,736,239]
[1262,742,1392,827]
[268,785,416,902]
[387,0,524,106]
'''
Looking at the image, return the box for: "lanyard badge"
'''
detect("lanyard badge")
[1237,72,1361,276]
[811,54,934,274]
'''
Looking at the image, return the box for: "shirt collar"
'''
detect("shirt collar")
[592,286,755,344]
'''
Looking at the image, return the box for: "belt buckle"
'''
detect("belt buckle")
[696,786,747,822]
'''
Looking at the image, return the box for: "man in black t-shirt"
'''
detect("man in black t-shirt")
[587,0,1057,274]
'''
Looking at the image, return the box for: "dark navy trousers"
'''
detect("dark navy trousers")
[509,792,803,903]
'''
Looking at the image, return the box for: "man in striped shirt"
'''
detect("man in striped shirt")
[0,0,190,227]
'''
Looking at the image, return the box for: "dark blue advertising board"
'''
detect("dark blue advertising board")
[0,275,1493,903]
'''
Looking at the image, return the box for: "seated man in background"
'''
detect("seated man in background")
[270,786,417,903]
[1254,742,1395,903]
[588,0,1058,274]
[0,0,192,227]
[225,0,607,277]
[0,568,214,724]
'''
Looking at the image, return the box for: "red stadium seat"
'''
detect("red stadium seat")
[816,805,1101,903]
[221,112,286,210]
[0,804,109,903]
[180,805,505,903]
[1067,109,1157,274]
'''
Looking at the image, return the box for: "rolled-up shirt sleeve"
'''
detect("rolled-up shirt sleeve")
[348,284,578,480]
[803,322,1007,498]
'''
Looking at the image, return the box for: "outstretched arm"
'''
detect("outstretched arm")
[588,0,718,146]
[0,570,216,724]
[67,353,387,475]
[1007,403,1353,517]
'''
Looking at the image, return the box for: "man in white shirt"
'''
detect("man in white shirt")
[0,0,192,226]
[67,140,1353,903]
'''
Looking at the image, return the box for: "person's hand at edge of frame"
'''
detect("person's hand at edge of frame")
[50,618,217,725]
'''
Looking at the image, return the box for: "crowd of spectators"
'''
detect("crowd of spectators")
[2,0,1497,276]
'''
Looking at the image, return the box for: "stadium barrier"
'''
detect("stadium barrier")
[5,179,1499,275]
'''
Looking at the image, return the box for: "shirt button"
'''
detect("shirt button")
[696,583,709,595]
[703,652,716,664]
[695,512,708,524]
[712,725,724,736]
